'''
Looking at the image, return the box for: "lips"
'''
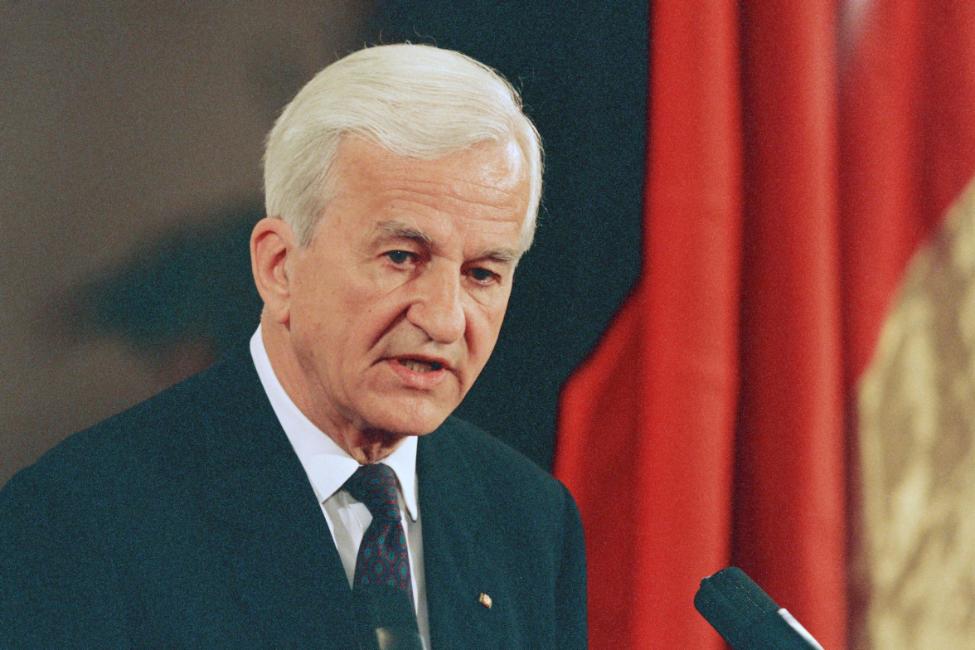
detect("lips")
[399,358,444,373]
[386,355,452,389]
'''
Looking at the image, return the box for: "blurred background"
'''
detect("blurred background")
[5,2,975,649]
[0,1,647,483]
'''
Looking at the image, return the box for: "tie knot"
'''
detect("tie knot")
[344,463,401,521]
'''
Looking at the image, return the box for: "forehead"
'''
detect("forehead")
[323,136,530,247]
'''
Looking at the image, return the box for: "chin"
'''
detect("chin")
[363,399,454,438]
[385,414,450,438]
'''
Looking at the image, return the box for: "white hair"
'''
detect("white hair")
[263,43,543,249]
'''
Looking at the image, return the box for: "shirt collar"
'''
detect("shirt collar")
[249,326,419,521]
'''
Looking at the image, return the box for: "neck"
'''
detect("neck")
[260,314,406,463]
[341,429,406,464]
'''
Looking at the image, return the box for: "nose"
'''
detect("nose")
[407,266,466,343]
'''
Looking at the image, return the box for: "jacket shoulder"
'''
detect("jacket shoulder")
[437,416,563,486]
[426,415,579,524]
[1,349,256,509]
[6,364,211,492]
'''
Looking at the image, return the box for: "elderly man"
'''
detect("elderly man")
[0,45,586,648]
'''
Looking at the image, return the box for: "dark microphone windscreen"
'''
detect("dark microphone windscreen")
[694,567,823,649]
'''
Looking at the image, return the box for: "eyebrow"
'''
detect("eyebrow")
[375,220,432,245]
[478,247,520,264]
[374,219,522,265]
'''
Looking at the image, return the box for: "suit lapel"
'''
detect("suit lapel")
[418,424,510,647]
[197,351,355,646]
[193,352,515,645]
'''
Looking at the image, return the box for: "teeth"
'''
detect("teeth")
[401,359,435,372]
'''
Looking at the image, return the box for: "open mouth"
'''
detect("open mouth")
[398,358,444,373]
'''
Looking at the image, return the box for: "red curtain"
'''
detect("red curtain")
[554,2,975,648]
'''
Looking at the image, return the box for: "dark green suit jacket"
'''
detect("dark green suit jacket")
[0,349,586,648]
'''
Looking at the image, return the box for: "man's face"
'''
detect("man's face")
[282,136,529,439]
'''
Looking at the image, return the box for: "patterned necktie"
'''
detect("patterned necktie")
[343,463,422,650]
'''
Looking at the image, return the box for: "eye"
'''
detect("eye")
[466,267,499,285]
[384,250,418,266]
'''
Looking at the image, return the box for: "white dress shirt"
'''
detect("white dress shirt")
[249,327,430,647]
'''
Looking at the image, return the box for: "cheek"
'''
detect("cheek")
[288,282,360,371]
[293,267,365,330]
[332,290,415,362]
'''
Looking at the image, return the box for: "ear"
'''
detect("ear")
[250,217,297,325]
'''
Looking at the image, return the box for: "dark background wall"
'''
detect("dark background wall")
[1,1,646,484]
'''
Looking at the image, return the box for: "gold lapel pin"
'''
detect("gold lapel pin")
[478,592,493,609]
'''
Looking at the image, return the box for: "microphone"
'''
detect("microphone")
[694,567,824,649]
